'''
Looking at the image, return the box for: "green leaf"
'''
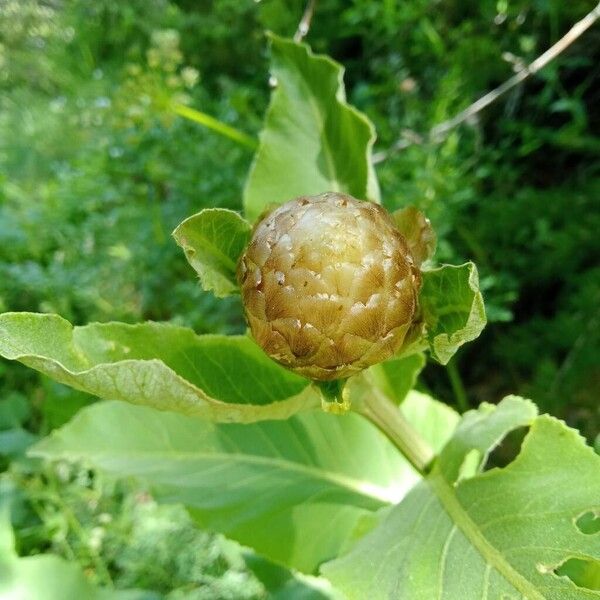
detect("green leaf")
[40,382,94,429]
[437,395,538,483]
[243,34,380,222]
[420,262,487,364]
[0,313,318,423]
[242,551,343,599]
[172,208,251,297]
[322,396,600,599]
[365,353,426,405]
[400,390,461,454]
[32,391,457,574]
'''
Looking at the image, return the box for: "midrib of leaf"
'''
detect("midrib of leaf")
[428,471,545,600]
[63,448,395,506]
[295,63,342,193]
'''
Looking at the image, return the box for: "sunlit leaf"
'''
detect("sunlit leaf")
[365,353,426,406]
[0,313,317,423]
[172,208,251,297]
[323,396,600,599]
[243,35,380,222]
[437,395,537,482]
[32,392,458,573]
[420,262,487,364]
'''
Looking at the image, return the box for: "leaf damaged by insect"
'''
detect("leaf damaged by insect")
[323,397,600,600]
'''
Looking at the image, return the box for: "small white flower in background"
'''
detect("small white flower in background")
[98,513,113,525]
[181,66,200,89]
[89,526,105,551]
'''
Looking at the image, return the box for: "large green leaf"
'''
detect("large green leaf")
[243,35,380,222]
[31,391,458,574]
[172,208,251,297]
[420,262,487,364]
[322,396,600,599]
[0,313,317,422]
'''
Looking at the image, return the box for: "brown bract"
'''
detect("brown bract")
[238,192,421,380]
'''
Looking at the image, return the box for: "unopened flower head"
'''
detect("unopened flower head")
[238,192,421,380]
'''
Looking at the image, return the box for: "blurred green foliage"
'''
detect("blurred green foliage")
[0,0,598,594]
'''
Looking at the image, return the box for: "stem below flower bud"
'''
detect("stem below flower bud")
[313,379,351,414]
[356,390,435,476]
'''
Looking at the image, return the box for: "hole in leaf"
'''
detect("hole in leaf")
[456,448,481,484]
[575,510,600,535]
[554,557,600,591]
[484,426,530,470]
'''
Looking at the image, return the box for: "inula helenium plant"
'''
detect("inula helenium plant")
[0,31,598,600]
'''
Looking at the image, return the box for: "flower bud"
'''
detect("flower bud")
[238,192,421,380]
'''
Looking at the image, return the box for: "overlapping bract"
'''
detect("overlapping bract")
[238,193,421,380]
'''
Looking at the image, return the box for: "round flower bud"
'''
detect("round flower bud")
[237,192,421,380]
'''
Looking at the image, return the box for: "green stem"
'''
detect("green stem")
[356,390,435,475]
[446,358,469,413]
[28,497,77,562]
[171,103,258,150]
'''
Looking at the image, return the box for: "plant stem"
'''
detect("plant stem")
[446,358,469,413]
[356,390,435,475]
[171,103,258,150]
[294,0,317,42]
[373,1,600,162]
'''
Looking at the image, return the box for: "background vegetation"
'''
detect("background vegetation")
[1,0,598,596]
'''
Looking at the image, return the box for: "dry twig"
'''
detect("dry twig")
[294,0,317,42]
[373,2,600,164]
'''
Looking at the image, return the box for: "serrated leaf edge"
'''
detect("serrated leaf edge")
[425,262,487,364]
[429,408,599,600]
